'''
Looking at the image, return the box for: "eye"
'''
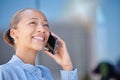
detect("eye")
[43,24,49,28]
[29,21,37,25]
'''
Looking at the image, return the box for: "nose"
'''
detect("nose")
[36,26,45,33]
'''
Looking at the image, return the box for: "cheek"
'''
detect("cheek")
[17,29,32,42]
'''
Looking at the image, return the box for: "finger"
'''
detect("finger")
[50,31,60,40]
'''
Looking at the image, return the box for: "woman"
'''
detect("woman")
[0,8,78,80]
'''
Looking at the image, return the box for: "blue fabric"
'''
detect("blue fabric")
[0,55,78,80]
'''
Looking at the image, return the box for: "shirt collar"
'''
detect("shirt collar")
[8,55,40,73]
[8,55,24,64]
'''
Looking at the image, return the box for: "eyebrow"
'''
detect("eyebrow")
[29,18,48,22]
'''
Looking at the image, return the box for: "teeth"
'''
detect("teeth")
[34,37,44,41]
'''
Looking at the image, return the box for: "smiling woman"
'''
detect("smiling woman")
[0,8,78,80]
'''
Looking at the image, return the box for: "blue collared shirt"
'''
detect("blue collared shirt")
[0,55,78,80]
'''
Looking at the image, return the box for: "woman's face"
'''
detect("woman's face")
[14,9,50,52]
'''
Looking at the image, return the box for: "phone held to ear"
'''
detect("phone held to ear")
[45,34,58,55]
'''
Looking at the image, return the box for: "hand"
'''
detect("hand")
[44,32,73,71]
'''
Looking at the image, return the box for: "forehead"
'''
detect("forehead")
[20,9,47,21]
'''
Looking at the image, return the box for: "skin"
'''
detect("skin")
[10,9,73,71]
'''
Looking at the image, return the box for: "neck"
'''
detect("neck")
[16,48,38,65]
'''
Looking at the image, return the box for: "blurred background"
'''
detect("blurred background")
[0,0,120,80]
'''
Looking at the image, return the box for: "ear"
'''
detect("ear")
[10,29,18,40]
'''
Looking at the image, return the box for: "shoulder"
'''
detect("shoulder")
[0,63,12,79]
[0,62,16,70]
[0,63,26,80]
[0,63,16,74]
[0,63,10,72]
[0,63,22,74]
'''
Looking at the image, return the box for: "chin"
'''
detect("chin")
[32,43,45,51]
[34,46,45,51]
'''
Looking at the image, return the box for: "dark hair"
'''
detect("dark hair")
[3,29,14,47]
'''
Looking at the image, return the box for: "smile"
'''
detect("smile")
[32,36,45,42]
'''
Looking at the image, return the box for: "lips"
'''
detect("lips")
[32,36,46,42]
[33,36,44,41]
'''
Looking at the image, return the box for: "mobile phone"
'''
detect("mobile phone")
[45,34,58,55]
